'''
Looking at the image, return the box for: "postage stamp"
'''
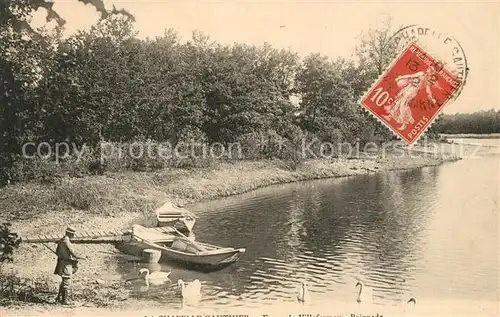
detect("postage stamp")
[359,41,462,145]
[387,24,469,101]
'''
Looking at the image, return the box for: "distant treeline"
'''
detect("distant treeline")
[434,110,500,135]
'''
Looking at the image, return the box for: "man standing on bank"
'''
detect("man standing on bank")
[53,226,81,305]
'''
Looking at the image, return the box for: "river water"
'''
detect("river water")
[123,138,499,316]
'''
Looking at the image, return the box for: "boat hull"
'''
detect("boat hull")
[137,240,245,272]
[114,225,245,272]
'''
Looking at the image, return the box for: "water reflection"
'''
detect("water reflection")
[115,154,498,313]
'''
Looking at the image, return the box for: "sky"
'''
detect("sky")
[31,0,499,114]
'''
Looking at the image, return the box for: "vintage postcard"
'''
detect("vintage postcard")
[0,1,498,317]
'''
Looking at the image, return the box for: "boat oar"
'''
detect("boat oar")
[172,227,191,240]
[99,250,121,255]
[171,228,208,253]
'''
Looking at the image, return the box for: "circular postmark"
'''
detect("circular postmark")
[386,24,469,103]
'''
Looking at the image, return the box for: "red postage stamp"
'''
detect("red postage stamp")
[359,42,462,144]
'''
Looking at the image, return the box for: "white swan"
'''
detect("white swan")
[297,281,309,303]
[138,268,171,286]
[178,279,202,301]
[355,281,373,304]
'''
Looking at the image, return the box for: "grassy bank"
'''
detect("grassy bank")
[0,145,460,311]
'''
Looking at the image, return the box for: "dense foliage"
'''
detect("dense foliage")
[434,110,500,135]
[0,223,21,263]
[4,2,486,187]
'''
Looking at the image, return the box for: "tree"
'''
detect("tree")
[354,17,401,79]
[201,41,299,144]
[424,112,444,139]
[0,0,134,184]
[295,54,365,144]
[1,0,134,36]
[435,109,500,134]
[353,18,403,142]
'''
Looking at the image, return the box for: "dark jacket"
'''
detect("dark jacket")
[53,236,78,277]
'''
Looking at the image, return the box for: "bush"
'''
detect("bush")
[10,159,62,185]
[0,273,53,305]
[101,140,223,171]
[0,272,129,306]
[54,182,101,211]
[235,130,306,170]
[87,158,106,175]
[0,223,21,263]
[8,148,102,184]
[236,132,265,160]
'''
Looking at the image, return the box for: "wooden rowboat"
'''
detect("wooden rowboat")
[115,225,246,272]
[154,201,197,235]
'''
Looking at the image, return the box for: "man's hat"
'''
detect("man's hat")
[65,226,76,234]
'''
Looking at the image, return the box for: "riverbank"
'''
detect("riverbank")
[1,145,461,314]
[440,133,500,139]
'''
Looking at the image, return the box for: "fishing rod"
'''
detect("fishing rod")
[41,242,57,255]
[41,242,85,260]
